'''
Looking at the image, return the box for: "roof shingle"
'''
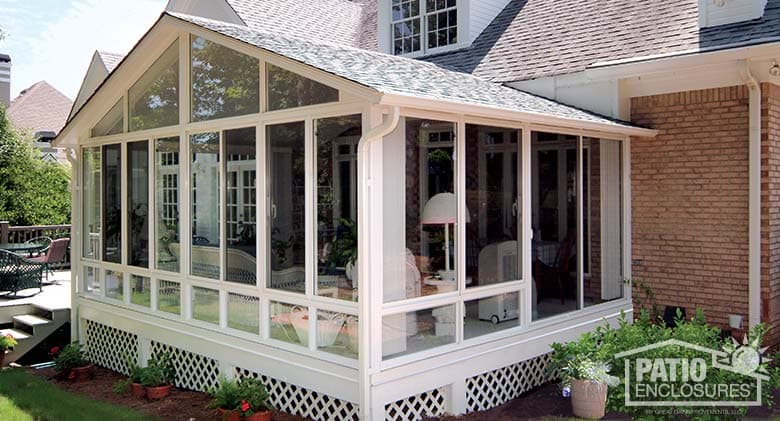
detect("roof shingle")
[8,81,72,135]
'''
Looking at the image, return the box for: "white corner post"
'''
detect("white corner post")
[743,60,762,328]
[357,105,400,421]
[67,147,80,342]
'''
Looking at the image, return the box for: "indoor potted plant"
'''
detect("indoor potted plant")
[141,352,176,400]
[0,333,17,367]
[53,342,94,382]
[558,355,619,419]
[209,376,272,421]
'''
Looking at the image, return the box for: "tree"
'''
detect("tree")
[0,105,72,226]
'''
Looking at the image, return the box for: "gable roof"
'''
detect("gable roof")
[97,51,124,73]
[425,0,780,83]
[226,0,377,49]
[8,81,72,135]
[170,12,644,131]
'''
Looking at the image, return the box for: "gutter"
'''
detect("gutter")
[356,105,400,421]
[742,61,762,328]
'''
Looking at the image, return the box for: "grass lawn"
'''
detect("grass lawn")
[0,369,156,421]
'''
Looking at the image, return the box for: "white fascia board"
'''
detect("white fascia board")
[378,92,658,138]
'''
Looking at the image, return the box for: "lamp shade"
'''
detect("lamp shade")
[421,192,471,224]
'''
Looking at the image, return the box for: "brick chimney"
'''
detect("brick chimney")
[0,54,10,108]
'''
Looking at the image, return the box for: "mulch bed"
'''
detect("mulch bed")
[31,366,305,421]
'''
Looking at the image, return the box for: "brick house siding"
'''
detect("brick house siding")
[630,86,751,333]
[762,83,780,345]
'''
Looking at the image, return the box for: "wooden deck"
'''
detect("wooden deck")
[0,271,70,311]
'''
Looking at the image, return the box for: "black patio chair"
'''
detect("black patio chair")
[0,249,45,295]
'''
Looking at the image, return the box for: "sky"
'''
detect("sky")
[0,0,168,100]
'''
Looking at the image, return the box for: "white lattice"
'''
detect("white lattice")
[83,319,138,375]
[466,353,555,412]
[151,341,220,391]
[236,367,359,421]
[384,388,446,421]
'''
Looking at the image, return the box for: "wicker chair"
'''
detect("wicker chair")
[0,250,45,295]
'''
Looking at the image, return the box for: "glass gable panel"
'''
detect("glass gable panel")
[266,64,339,111]
[129,40,179,132]
[91,100,123,137]
[191,36,260,122]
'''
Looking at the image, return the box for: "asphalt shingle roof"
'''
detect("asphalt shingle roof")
[8,81,72,135]
[97,51,124,73]
[424,0,780,83]
[169,12,640,130]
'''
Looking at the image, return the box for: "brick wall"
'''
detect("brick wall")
[630,86,750,331]
[761,83,780,346]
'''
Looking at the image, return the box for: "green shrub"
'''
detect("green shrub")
[53,343,89,374]
[208,376,243,411]
[140,352,175,387]
[208,376,271,415]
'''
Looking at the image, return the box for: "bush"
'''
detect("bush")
[208,376,243,411]
[208,376,271,415]
[550,309,780,420]
[139,352,175,387]
[53,343,88,374]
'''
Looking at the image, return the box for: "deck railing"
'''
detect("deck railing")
[0,221,72,268]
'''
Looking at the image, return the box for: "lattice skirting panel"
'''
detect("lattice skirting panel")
[385,387,446,421]
[83,319,138,375]
[151,341,221,391]
[236,367,359,421]
[466,352,555,413]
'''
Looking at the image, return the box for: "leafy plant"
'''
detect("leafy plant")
[53,343,89,374]
[555,354,619,388]
[208,376,271,415]
[113,379,130,394]
[208,376,243,411]
[140,352,175,387]
[0,333,17,351]
[125,354,143,383]
[331,218,357,267]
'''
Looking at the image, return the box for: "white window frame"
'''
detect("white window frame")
[390,0,461,57]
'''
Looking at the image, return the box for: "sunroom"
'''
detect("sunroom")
[56,12,655,421]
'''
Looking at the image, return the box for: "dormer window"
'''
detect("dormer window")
[392,0,457,55]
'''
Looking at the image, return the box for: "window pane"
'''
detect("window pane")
[158,280,180,315]
[102,144,121,263]
[584,138,624,307]
[382,304,455,359]
[105,270,123,300]
[465,126,521,288]
[91,100,123,137]
[464,292,520,339]
[127,141,149,268]
[191,36,259,121]
[192,286,219,324]
[225,127,257,285]
[270,302,308,347]
[532,132,580,320]
[317,311,357,359]
[266,64,339,111]
[129,40,179,131]
[191,132,221,279]
[83,266,100,295]
[82,147,101,259]
[228,293,259,334]
[267,122,306,293]
[130,275,151,307]
[386,119,457,303]
[316,115,361,301]
[155,137,181,272]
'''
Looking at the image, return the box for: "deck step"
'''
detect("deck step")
[12,314,52,327]
[0,328,31,341]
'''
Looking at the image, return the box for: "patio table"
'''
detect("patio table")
[0,243,46,257]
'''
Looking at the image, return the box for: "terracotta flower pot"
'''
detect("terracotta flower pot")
[0,350,6,368]
[145,384,172,400]
[245,410,272,421]
[131,382,146,399]
[571,379,608,420]
[70,364,95,382]
[216,408,241,421]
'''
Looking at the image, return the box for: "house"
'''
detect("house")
[8,80,73,162]
[51,0,780,419]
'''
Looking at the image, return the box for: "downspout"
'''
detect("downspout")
[742,61,761,328]
[357,105,400,421]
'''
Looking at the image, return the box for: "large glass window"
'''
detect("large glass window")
[127,141,149,268]
[225,127,257,285]
[266,64,339,111]
[426,0,457,49]
[465,125,521,288]
[267,122,306,293]
[315,115,361,301]
[91,100,124,137]
[190,132,221,279]
[191,36,259,122]
[129,40,179,132]
[82,147,101,260]
[102,144,121,263]
[382,304,456,359]
[155,137,181,272]
[391,0,457,55]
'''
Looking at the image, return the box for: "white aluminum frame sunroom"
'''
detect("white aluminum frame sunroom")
[55,12,656,421]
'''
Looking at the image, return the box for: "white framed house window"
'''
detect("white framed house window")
[391,0,458,55]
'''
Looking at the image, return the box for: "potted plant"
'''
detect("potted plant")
[141,352,176,400]
[209,376,243,421]
[558,355,619,419]
[208,377,272,421]
[127,356,146,399]
[0,334,17,367]
[53,343,94,382]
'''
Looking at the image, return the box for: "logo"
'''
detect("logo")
[615,335,770,408]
